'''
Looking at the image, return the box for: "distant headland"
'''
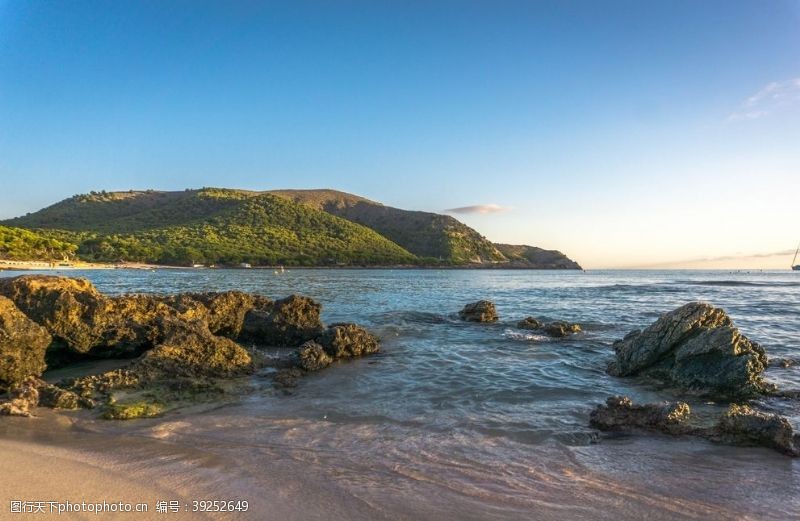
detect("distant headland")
[0,188,581,270]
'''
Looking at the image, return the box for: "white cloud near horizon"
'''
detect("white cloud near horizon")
[445,204,511,215]
[625,249,797,269]
[728,77,800,121]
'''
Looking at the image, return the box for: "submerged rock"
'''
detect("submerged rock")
[293,341,333,371]
[590,396,799,457]
[608,303,769,397]
[459,300,498,323]
[319,323,380,358]
[0,296,52,391]
[589,396,692,435]
[240,294,323,346]
[516,316,581,337]
[713,404,799,457]
[517,316,544,330]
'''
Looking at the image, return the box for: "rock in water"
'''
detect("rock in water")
[240,294,323,346]
[0,296,52,391]
[516,316,581,337]
[293,341,333,371]
[713,404,799,456]
[517,317,544,330]
[589,396,692,435]
[319,323,380,358]
[459,300,498,323]
[608,302,769,397]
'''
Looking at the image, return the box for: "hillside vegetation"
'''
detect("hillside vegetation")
[0,226,77,261]
[4,189,416,266]
[271,189,506,263]
[3,188,581,268]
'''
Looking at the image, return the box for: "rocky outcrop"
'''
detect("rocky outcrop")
[159,292,270,338]
[712,405,799,456]
[240,295,323,346]
[590,396,799,457]
[0,296,52,391]
[319,323,380,358]
[608,303,769,398]
[0,276,108,355]
[517,316,581,337]
[0,275,379,418]
[589,396,692,435]
[0,275,273,359]
[134,319,252,380]
[459,300,498,323]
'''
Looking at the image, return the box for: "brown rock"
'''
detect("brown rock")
[459,300,498,323]
[0,296,52,391]
[240,294,323,346]
[319,323,380,358]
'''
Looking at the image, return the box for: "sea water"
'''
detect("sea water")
[2,269,799,519]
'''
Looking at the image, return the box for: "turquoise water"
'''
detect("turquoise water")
[3,269,799,519]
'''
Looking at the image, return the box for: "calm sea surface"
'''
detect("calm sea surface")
[2,269,799,520]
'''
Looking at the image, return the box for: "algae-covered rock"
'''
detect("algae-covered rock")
[103,400,163,420]
[240,294,323,346]
[319,323,380,358]
[135,319,252,380]
[0,296,52,391]
[293,341,333,371]
[459,300,498,323]
[589,396,692,435]
[713,404,799,456]
[0,376,40,417]
[0,276,269,359]
[38,383,80,410]
[159,291,269,338]
[608,303,769,397]
[0,275,112,354]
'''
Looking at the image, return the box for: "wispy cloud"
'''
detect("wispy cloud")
[728,77,800,121]
[626,249,796,269]
[445,204,511,215]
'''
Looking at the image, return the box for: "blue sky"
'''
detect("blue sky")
[1,1,798,268]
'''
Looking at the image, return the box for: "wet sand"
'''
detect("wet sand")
[3,405,797,521]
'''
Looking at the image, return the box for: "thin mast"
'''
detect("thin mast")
[793,241,800,267]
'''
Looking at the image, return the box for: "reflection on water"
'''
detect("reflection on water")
[1,269,799,519]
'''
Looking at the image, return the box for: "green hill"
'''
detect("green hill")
[2,188,581,268]
[0,226,77,261]
[4,189,416,266]
[494,244,582,269]
[270,189,506,263]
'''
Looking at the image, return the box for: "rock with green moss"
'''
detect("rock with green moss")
[103,400,163,420]
[319,323,379,358]
[0,296,52,391]
[134,319,252,380]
